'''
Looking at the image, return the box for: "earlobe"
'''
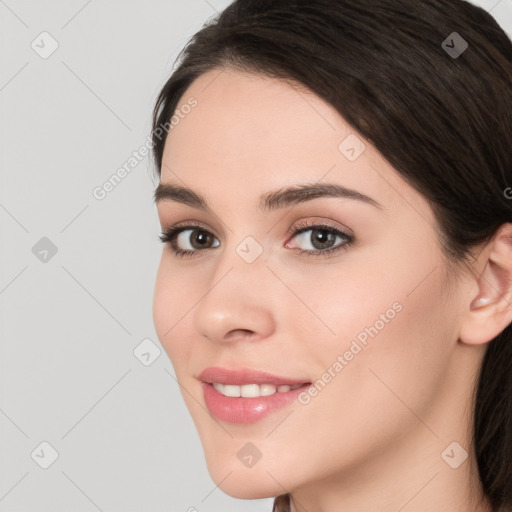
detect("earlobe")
[459,223,512,346]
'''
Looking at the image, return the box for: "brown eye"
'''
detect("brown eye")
[159,225,220,257]
[159,222,354,259]
[182,229,216,249]
[287,223,354,256]
[307,229,337,250]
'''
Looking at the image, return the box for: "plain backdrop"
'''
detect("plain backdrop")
[1,1,511,511]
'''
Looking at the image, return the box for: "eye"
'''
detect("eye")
[159,225,220,258]
[284,220,354,257]
[158,220,354,258]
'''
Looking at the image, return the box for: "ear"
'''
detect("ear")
[459,223,512,346]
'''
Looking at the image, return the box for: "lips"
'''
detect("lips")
[198,366,309,386]
[198,366,311,424]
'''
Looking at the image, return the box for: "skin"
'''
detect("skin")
[153,67,512,512]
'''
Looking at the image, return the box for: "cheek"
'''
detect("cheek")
[153,262,172,348]
[287,232,449,363]
[277,244,452,436]
[152,258,195,365]
[298,256,451,439]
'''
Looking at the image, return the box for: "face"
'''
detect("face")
[153,68,464,499]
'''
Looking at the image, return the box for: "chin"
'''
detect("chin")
[204,456,286,500]
[214,475,281,500]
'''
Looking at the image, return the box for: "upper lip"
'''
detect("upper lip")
[198,366,310,386]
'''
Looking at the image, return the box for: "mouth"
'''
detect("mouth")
[198,366,310,386]
[210,382,305,397]
[198,366,311,424]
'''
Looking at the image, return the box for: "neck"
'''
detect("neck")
[289,437,491,512]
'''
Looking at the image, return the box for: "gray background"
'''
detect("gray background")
[0,1,511,511]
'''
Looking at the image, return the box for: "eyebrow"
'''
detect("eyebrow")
[154,182,383,212]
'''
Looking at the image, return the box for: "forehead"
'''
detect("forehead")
[160,68,429,218]
[163,68,346,167]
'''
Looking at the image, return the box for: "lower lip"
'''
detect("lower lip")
[202,382,309,424]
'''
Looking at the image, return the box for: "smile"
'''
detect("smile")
[211,382,304,397]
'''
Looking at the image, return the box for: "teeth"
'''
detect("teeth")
[213,382,224,394]
[212,383,303,397]
[223,384,241,397]
[260,384,277,396]
[240,384,260,397]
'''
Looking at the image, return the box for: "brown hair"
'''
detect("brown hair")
[151,1,512,510]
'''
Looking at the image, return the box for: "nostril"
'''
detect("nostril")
[226,329,256,339]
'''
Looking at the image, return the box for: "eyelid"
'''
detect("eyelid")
[162,219,218,236]
[284,217,353,238]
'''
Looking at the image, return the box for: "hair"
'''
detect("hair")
[151,1,512,510]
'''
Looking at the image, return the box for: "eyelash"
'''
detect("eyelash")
[158,220,354,259]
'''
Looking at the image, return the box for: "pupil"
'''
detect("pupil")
[192,230,211,248]
[313,229,334,249]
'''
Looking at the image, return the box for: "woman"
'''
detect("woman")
[151,1,512,510]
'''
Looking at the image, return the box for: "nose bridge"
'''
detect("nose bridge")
[192,235,276,343]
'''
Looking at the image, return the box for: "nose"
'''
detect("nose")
[193,259,276,344]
